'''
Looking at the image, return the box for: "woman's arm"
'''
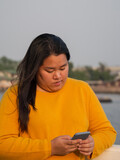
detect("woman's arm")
[87,85,117,159]
[76,84,116,159]
[0,87,80,160]
[0,88,51,160]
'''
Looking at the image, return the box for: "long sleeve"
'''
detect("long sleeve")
[0,79,116,160]
[0,87,51,160]
[87,85,117,159]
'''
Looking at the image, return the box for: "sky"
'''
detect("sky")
[0,0,120,67]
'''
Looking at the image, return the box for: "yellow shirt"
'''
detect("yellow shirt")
[0,78,116,160]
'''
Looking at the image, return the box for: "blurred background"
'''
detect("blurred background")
[0,0,120,144]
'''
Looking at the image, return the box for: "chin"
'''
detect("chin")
[51,85,63,92]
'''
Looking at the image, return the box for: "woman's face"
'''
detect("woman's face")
[36,54,69,92]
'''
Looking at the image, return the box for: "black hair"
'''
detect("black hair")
[17,33,70,132]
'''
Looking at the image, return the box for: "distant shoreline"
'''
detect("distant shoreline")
[0,79,120,94]
[91,86,120,94]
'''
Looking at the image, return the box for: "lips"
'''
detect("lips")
[53,80,62,86]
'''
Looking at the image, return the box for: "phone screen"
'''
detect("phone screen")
[72,131,90,140]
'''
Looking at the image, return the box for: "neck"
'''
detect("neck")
[36,85,52,93]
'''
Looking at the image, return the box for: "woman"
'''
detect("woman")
[0,33,116,160]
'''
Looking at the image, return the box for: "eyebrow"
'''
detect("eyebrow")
[45,63,68,70]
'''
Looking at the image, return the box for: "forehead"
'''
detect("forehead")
[42,54,67,67]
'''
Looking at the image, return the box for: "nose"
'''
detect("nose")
[53,70,61,79]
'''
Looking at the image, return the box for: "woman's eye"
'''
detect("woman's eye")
[60,67,65,70]
[46,70,54,73]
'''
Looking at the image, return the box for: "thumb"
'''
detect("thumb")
[61,135,71,140]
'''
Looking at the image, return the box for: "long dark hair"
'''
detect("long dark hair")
[17,33,70,133]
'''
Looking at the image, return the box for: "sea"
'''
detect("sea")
[0,92,120,145]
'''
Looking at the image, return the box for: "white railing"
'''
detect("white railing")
[92,145,120,160]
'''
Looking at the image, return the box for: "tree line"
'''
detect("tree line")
[69,62,116,81]
[0,56,116,81]
[0,56,19,74]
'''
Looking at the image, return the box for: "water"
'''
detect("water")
[96,93,120,145]
[0,93,4,100]
[0,92,120,144]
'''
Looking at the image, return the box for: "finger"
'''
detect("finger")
[80,135,93,144]
[79,142,94,148]
[80,138,91,144]
[67,147,78,154]
[67,144,78,149]
[66,139,81,145]
[78,146,92,152]
[77,145,94,154]
[70,147,78,152]
[61,135,71,140]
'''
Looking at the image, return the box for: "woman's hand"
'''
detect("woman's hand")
[77,135,94,156]
[51,135,81,156]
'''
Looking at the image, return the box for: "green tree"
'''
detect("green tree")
[68,62,88,80]
[97,63,115,81]
[0,56,19,74]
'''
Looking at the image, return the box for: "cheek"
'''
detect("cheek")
[37,72,50,83]
[61,69,68,78]
[42,73,52,81]
[65,67,69,75]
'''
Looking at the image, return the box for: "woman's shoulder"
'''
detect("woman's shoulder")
[0,85,18,114]
[1,84,18,102]
[67,78,94,97]
[67,78,90,88]
[6,84,18,96]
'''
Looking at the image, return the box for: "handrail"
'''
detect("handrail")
[92,145,120,160]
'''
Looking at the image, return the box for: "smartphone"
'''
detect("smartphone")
[72,131,90,140]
